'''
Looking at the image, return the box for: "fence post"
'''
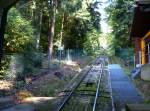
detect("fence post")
[134,54,136,68]
[139,50,142,67]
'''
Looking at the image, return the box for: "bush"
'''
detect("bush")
[14,81,26,89]
[1,7,44,80]
[0,56,11,79]
[1,50,44,81]
[83,29,101,56]
[33,52,44,68]
[17,42,44,80]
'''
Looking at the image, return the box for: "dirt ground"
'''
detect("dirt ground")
[0,57,92,111]
[26,63,81,97]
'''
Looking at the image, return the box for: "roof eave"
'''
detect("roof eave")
[0,0,18,9]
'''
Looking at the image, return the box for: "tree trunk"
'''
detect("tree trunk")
[60,13,65,47]
[36,9,43,50]
[48,0,56,66]
[0,8,9,64]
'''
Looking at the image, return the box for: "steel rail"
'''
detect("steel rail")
[56,70,90,111]
[56,57,100,111]
[107,57,115,111]
[108,70,116,111]
[92,62,103,111]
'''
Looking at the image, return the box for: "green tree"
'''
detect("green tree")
[47,0,58,66]
[4,7,34,53]
[84,29,101,56]
[106,0,134,49]
[61,0,101,55]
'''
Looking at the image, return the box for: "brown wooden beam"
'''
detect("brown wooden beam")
[0,8,9,64]
[0,0,18,9]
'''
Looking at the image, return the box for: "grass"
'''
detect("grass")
[59,63,108,111]
[61,96,93,111]
[59,71,97,111]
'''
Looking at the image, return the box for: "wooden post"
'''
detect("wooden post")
[139,50,142,67]
[141,39,146,65]
[0,8,9,64]
[134,37,141,65]
[0,0,21,65]
[134,55,136,68]
[0,9,3,63]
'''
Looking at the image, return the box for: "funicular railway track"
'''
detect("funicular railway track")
[55,56,115,111]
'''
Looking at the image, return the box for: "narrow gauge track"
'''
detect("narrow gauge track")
[56,56,115,111]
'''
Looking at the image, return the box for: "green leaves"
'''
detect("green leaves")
[84,29,101,56]
[4,7,34,53]
[105,0,134,49]
[59,0,82,14]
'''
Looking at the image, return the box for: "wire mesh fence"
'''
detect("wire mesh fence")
[115,48,135,66]
[54,49,86,61]
[0,49,89,80]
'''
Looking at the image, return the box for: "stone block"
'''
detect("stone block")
[141,64,150,81]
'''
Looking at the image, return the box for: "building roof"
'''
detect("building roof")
[130,1,150,38]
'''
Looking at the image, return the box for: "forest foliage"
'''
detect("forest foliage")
[1,0,102,79]
[105,0,135,57]
[1,0,137,79]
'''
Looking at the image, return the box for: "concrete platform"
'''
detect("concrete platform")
[108,64,144,110]
[126,104,150,111]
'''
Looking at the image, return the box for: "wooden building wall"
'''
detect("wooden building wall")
[134,37,141,64]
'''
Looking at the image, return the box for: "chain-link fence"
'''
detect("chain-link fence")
[54,49,86,61]
[115,48,135,66]
[0,49,89,80]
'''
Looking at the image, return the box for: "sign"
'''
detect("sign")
[58,46,64,50]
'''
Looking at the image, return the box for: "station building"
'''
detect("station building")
[131,0,150,66]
